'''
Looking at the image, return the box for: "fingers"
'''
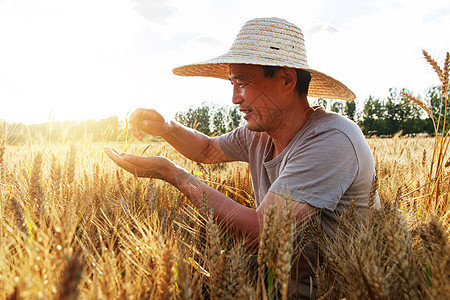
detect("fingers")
[129,108,166,139]
[130,125,144,141]
[122,153,140,164]
[107,147,124,156]
[104,148,142,176]
[140,120,158,133]
[129,109,146,140]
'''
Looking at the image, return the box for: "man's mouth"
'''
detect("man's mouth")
[240,108,253,120]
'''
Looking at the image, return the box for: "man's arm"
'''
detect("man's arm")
[162,121,234,164]
[171,164,319,245]
[104,148,318,246]
[129,108,234,164]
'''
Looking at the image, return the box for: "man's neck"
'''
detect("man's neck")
[268,100,314,158]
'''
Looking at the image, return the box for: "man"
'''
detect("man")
[105,17,379,298]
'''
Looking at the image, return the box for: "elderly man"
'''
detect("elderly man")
[105,17,379,298]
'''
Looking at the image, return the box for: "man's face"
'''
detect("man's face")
[229,64,284,132]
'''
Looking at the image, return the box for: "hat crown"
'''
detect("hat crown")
[172,17,356,101]
[228,17,309,69]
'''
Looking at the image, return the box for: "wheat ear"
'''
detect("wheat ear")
[57,254,82,300]
[401,92,433,117]
[9,197,29,237]
[257,203,279,300]
[276,198,295,300]
[206,213,228,299]
[368,173,379,208]
[423,50,446,85]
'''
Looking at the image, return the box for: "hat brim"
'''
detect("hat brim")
[172,54,356,101]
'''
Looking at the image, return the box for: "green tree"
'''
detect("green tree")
[330,101,344,114]
[228,106,242,131]
[426,85,450,134]
[175,102,212,135]
[344,101,356,121]
[212,106,228,135]
[359,96,385,135]
[316,98,328,110]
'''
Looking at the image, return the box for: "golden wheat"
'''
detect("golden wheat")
[3,51,450,300]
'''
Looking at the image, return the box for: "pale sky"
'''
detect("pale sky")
[0,0,449,124]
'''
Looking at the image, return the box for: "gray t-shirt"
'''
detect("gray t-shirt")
[219,107,380,232]
[218,107,379,298]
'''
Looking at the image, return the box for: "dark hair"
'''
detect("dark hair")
[262,66,311,97]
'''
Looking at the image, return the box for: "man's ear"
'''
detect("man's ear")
[280,67,297,94]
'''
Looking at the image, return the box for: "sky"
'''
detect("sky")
[0,0,449,124]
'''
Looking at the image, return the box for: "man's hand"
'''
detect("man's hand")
[129,108,170,140]
[104,147,177,180]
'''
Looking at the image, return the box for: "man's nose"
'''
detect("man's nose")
[232,87,243,105]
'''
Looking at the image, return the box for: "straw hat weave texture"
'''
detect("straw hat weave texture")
[173,18,356,101]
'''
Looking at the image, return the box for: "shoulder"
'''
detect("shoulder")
[219,125,268,144]
[217,125,269,162]
[302,108,367,151]
[309,108,361,136]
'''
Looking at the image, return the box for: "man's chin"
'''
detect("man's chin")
[245,123,265,132]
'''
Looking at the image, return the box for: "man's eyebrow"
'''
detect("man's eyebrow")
[228,74,245,81]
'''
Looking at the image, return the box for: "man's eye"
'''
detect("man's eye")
[229,79,246,87]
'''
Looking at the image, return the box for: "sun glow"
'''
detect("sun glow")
[0,0,449,124]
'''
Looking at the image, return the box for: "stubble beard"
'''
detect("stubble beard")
[244,116,269,132]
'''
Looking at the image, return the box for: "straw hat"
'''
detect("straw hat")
[172,17,356,101]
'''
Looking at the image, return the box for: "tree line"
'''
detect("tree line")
[174,86,448,137]
[356,86,448,136]
[2,85,448,144]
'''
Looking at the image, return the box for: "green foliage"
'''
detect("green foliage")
[175,102,212,135]
[357,87,448,136]
[175,102,242,136]
[345,100,357,121]
[228,106,242,131]
[330,101,344,114]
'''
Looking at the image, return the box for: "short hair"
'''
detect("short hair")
[262,66,311,97]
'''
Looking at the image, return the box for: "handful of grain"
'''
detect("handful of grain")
[129,112,146,131]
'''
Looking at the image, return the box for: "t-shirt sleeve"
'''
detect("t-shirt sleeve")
[218,126,250,162]
[269,129,359,211]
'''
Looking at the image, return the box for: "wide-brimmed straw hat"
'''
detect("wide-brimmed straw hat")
[172,17,356,101]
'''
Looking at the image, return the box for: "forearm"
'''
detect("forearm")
[167,164,261,243]
[161,121,214,163]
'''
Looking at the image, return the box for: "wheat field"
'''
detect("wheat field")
[0,51,449,299]
[0,134,448,299]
